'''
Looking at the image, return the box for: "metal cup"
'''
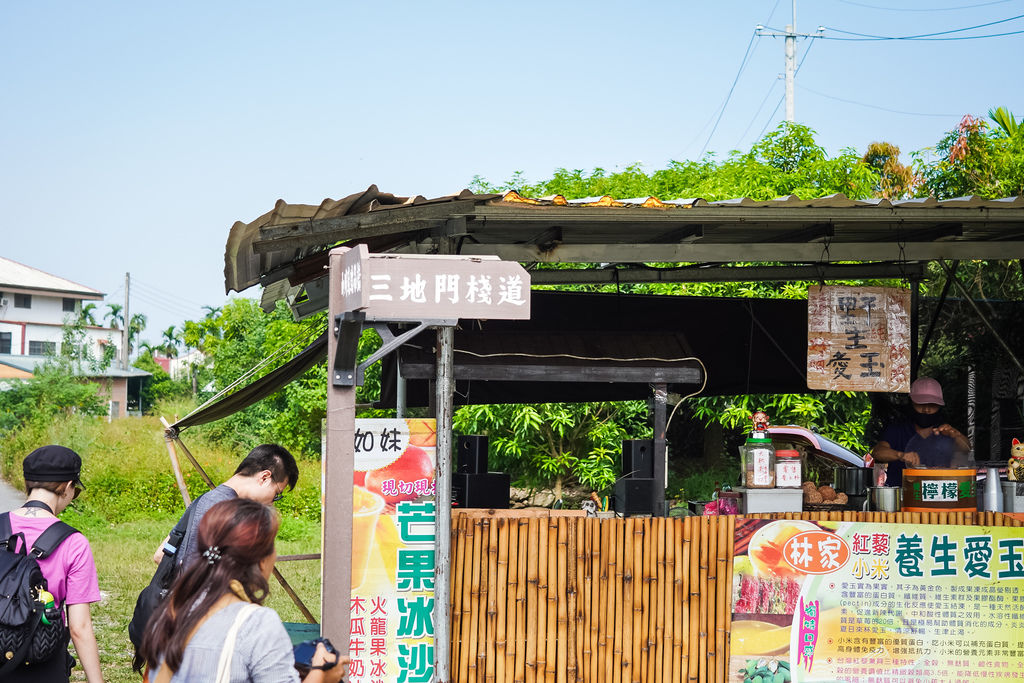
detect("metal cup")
[864,486,902,512]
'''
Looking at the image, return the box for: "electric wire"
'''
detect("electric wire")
[698,31,760,158]
[821,27,1024,40]
[836,0,1019,11]
[737,78,781,150]
[797,84,961,117]
[816,13,1024,40]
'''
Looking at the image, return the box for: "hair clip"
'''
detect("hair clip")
[202,546,222,565]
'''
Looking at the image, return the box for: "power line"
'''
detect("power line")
[820,27,1024,40]
[698,31,760,158]
[797,84,961,117]
[737,78,781,149]
[819,12,1024,39]
[836,0,1019,11]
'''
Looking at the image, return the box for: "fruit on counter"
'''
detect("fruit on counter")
[364,444,435,504]
[801,481,848,505]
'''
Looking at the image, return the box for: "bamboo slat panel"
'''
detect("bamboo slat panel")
[449,510,1024,683]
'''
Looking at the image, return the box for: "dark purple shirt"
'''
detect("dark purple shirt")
[879,418,955,486]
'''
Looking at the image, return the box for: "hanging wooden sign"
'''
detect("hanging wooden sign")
[807,285,911,393]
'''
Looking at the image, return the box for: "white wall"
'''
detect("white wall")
[0,292,117,359]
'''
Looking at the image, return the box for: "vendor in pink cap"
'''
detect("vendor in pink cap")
[870,377,972,486]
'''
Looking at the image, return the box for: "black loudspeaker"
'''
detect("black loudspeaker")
[622,439,654,479]
[452,472,511,509]
[457,435,489,474]
[613,478,656,516]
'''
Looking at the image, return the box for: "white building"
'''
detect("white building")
[0,256,118,359]
[0,256,149,417]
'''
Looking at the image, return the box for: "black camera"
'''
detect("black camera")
[293,637,339,677]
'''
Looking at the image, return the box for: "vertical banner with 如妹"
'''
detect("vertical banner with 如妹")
[348,418,437,683]
[807,285,910,393]
[730,519,1024,682]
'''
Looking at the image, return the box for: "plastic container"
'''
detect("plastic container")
[775,449,802,488]
[741,437,776,488]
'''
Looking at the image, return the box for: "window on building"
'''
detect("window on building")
[63,298,77,313]
[14,294,31,309]
[0,332,11,354]
[28,341,56,355]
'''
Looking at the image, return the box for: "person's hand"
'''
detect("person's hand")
[901,450,921,467]
[310,643,348,683]
[933,424,961,439]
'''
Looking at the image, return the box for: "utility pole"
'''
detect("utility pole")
[757,0,823,123]
[122,272,130,369]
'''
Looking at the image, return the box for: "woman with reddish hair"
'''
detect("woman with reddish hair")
[139,499,346,683]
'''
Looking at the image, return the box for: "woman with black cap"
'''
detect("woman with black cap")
[4,445,104,682]
[870,377,972,487]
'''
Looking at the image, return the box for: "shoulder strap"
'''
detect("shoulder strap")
[215,603,260,683]
[31,520,79,560]
[0,512,12,549]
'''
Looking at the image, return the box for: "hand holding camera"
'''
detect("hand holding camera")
[294,637,350,683]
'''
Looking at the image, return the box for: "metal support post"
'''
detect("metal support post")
[433,325,455,682]
[653,384,668,517]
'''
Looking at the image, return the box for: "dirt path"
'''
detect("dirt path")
[0,477,25,512]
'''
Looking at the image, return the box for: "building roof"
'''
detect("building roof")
[223,186,1024,313]
[0,354,151,379]
[0,256,104,299]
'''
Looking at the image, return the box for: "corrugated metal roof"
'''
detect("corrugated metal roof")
[224,186,1024,302]
[0,256,104,298]
[0,354,151,379]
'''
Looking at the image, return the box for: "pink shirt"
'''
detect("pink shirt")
[7,513,101,608]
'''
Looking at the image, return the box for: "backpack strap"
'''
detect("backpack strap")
[0,512,26,555]
[31,521,79,560]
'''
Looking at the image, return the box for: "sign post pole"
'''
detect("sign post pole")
[322,248,356,649]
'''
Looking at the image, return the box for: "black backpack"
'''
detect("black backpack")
[0,513,78,675]
[128,503,194,656]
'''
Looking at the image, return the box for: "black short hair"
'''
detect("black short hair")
[234,444,299,490]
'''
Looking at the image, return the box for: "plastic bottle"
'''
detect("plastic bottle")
[37,589,57,626]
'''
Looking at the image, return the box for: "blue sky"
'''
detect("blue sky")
[2,1,1021,342]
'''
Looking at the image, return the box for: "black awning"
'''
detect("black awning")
[171,331,327,431]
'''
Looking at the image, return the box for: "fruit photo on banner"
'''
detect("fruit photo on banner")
[349,418,437,683]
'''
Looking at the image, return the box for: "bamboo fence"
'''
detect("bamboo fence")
[449,509,1023,683]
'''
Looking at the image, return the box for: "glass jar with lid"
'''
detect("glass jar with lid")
[741,437,776,488]
[775,449,803,488]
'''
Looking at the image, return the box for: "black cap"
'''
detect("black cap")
[23,445,85,489]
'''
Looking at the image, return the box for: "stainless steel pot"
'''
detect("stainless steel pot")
[833,467,873,495]
[864,486,902,512]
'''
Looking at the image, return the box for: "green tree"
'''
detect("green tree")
[127,313,147,357]
[862,141,919,199]
[160,326,180,359]
[104,303,124,329]
[78,302,98,326]
[916,112,1024,198]
[453,401,648,497]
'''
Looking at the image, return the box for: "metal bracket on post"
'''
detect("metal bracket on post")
[332,310,365,386]
[350,319,457,387]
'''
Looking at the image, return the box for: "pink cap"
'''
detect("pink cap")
[909,377,944,406]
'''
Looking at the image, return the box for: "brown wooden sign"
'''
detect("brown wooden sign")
[339,244,531,321]
[807,285,911,393]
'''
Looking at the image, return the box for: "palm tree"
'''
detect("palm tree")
[79,303,98,326]
[161,326,180,359]
[989,107,1020,138]
[138,341,157,357]
[201,305,222,320]
[105,303,124,329]
[128,313,147,356]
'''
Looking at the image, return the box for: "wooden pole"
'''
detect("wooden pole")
[322,247,355,650]
[159,418,191,506]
